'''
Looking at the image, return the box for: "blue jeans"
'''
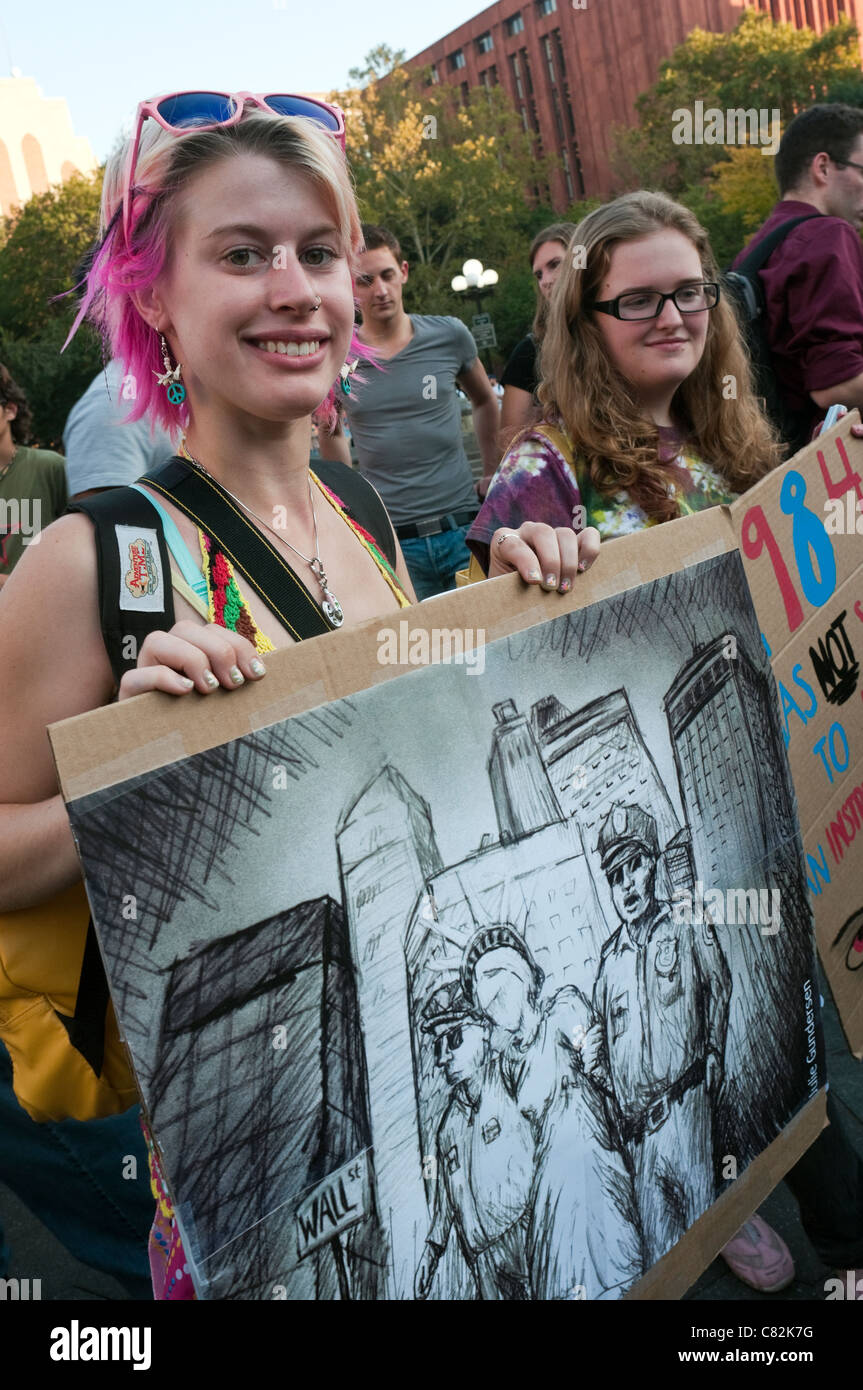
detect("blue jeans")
[0,1044,153,1297]
[399,525,473,601]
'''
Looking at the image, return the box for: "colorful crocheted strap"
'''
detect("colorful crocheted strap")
[199,530,276,655]
[310,471,411,609]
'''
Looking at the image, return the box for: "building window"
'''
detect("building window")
[506,12,524,35]
[450,49,466,71]
[480,66,498,88]
[562,149,574,203]
[521,48,535,95]
[553,28,567,77]
[537,0,556,15]
[509,53,524,101]
[429,64,440,85]
[461,81,470,106]
[544,35,556,86]
[477,31,493,54]
[563,87,576,136]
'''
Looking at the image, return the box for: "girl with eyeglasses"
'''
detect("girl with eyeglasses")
[468,190,782,580]
[469,189,863,1299]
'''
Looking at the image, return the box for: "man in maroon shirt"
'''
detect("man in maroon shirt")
[733,103,863,445]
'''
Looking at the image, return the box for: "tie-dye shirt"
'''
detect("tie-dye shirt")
[466,423,737,572]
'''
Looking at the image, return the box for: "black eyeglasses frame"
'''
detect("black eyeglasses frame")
[587,281,722,321]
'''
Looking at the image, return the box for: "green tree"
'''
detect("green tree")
[0,169,104,337]
[0,169,105,446]
[331,53,555,310]
[0,319,103,449]
[612,10,861,195]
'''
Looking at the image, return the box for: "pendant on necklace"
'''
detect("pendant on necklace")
[322,589,344,628]
[310,558,344,628]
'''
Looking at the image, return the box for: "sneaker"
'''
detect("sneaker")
[720,1215,795,1292]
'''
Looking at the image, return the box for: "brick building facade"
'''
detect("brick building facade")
[404,0,863,208]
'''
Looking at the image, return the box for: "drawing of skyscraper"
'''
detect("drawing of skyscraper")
[337,766,444,1299]
[664,636,797,887]
[151,896,373,1299]
[527,690,682,915]
[488,698,565,842]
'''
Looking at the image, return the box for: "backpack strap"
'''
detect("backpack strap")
[312,459,398,569]
[66,486,176,686]
[735,213,823,275]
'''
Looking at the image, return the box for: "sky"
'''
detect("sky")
[0,0,489,163]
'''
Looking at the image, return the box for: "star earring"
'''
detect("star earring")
[339,358,359,396]
[154,333,186,404]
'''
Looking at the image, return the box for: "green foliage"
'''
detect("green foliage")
[613,10,860,196]
[609,10,861,263]
[0,170,103,337]
[0,318,103,450]
[0,168,105,447]
[332,52,557,311]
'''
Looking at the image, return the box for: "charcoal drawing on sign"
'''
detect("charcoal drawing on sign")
[67,551,822,1299]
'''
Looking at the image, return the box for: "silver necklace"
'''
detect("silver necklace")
[180,447,344,629]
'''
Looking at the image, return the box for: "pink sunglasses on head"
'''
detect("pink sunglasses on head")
[121,90,347,244]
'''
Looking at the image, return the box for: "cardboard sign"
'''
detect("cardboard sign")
[729,412,863,1054]
[49,508,826,1301]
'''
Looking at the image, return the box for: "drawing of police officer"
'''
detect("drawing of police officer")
[583,803,732,1268]
[414,980,533,1300]
[461,925,643,1299]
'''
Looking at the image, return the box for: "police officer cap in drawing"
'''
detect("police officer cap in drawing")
[421,981,486,1084]
[597,803,659,875]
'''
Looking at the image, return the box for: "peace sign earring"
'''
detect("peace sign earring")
[154,333,186,405]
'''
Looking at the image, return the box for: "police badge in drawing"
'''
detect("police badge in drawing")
[66,550,824,1300]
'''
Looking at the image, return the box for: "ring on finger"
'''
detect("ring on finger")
[495,530,519,549]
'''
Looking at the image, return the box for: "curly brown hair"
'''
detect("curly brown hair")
[536,191,782,522]
[0,363,33,445]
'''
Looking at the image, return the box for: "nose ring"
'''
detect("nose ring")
[311,295,321,313]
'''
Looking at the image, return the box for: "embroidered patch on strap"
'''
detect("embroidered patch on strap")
[116,524,165,612]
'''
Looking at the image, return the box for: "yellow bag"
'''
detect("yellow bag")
[457,425,582,589]
[0,881,136,1122]
[455,554,487,587]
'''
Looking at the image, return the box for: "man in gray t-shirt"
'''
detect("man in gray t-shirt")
[64,360,175,501]
[320,226,500,599]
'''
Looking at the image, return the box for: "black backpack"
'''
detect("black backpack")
[68,457,399,683]
[722,214,822,457]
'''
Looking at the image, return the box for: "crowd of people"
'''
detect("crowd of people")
[0,89,862,1301]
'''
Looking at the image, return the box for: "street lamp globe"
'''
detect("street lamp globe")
[462,258,483,288]
[451,274,468,293]
[480,269,499,287]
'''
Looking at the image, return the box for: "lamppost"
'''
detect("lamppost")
[451,259,499,367]
[451,258,499,318]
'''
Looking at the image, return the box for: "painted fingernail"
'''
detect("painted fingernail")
[179,676,195,690]
[203,670,219,690]
[229,665,245,685]
[250,658,267,677]
[559,578,572,593]
[544,574,558,588]
[527,568,542,582]
[577,561,587,572]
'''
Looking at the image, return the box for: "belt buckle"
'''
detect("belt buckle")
[416,517,441,538]
[645,1093,670,1136]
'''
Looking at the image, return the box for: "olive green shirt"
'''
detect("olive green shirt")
[0,446,67,577]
